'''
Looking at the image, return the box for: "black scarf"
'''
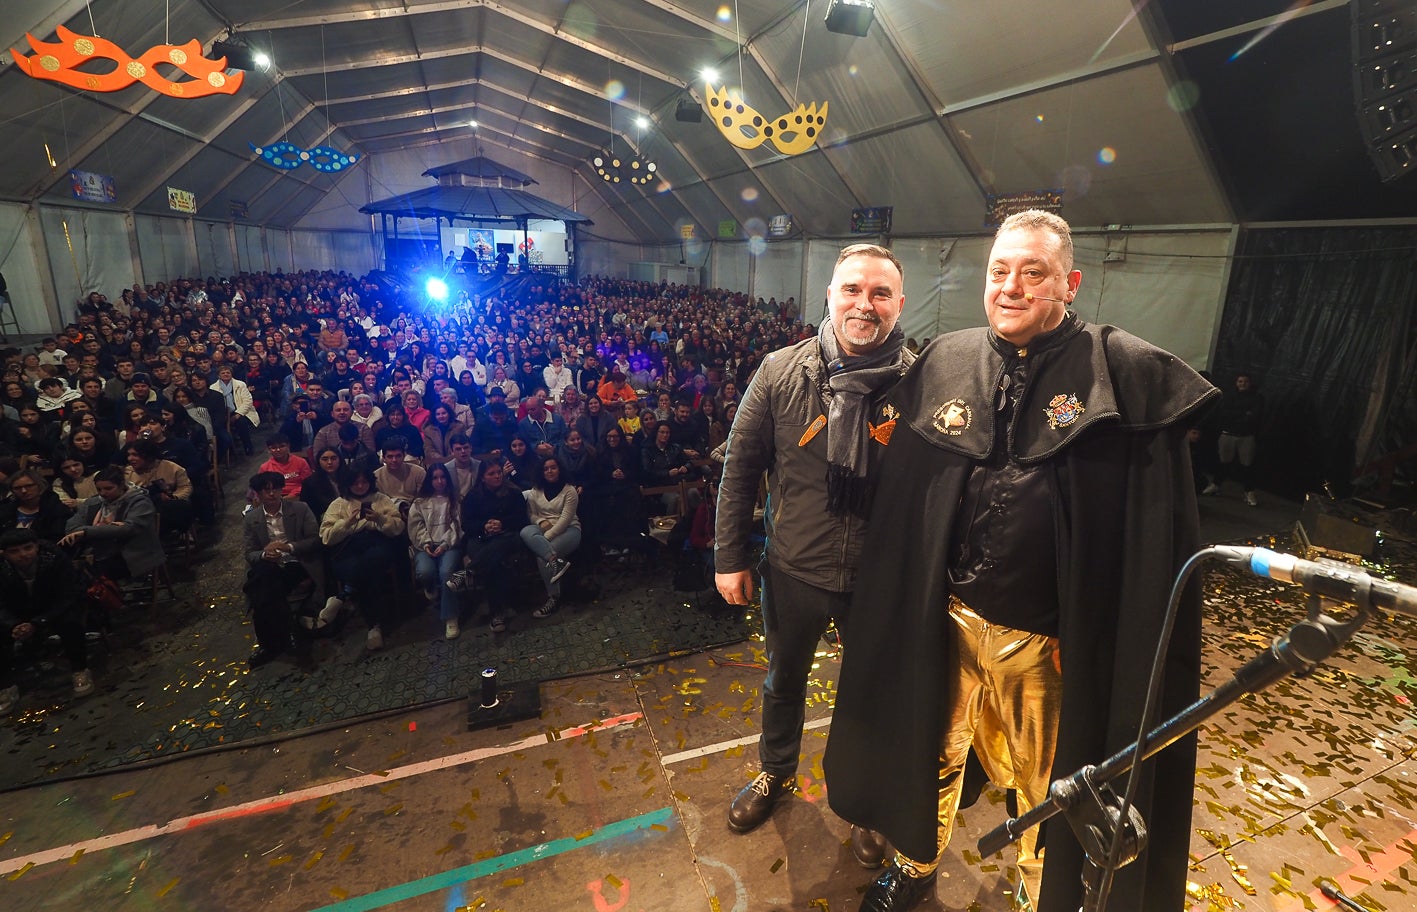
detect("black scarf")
[819,320,907,516]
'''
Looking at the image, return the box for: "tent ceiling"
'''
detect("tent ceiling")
[2,0,1413,238]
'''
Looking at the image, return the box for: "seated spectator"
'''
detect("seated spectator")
[0,470,73,541]
[123,439,193,532]
[299,447,344,521]
[59,466,163,581]
[15,405,59,470]
[279,394,322,457]
[52,455,98,510]
[0,529,93,711]
[470,398,515,462]
[373,403,425,462]
[259,433,312,498]
[373,436,425,507]
[215,364,259,457]
[350,393,383,429]
[486,365,520,408]
[452,460,530,634]
[171,386,214,440]
[617,397,643,442]
[443,433,480,499]
[556,428,597,493]
[334,423,375,467]
[408,463,464,639]
[421,403,466,463]
[318,463,405,651]
[65,426,111,474]
[401,389,430,430]
[242,471,324,669]
[575,395,616,452]
[589,426,646,554]
[504,435,537,491]
[521,455,581,620]
[35,377,80,414]
[642,422,691,514]
[437,386,473,428]
[313,398,376,457]
[518,393,567,449]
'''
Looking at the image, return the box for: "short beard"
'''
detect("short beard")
[837,313,883,350]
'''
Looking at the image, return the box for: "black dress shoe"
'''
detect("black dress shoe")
[861,863,937,912]
[850,824,892,868]
[247,645,283,669]
[727,771,791,833]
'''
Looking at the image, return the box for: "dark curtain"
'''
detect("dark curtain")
[1212,227,1417,499]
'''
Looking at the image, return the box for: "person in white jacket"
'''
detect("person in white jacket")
[215,365,260,456]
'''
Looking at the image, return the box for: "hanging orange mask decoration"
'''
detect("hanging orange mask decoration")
[705,84,827,156]
[11,25,243,97]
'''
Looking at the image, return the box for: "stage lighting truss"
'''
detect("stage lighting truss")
[591,151,656,186]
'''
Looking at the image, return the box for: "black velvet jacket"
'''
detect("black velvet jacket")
[824,316,1218,911]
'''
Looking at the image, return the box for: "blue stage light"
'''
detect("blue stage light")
[425,278,449,302]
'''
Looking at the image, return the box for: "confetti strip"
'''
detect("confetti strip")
[307,807,674,912]
[0,712,643,876]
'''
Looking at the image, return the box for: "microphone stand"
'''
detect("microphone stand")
[978,563,1380,912]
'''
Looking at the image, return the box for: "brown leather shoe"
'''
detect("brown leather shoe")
[860,862,937,912]
[727,771,791,833]
[850,824,891,868]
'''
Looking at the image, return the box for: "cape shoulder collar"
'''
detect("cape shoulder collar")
[889,319,1218,463]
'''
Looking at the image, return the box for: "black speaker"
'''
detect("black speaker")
[675,98,703,123]
[825,0,875,37]
[1352,0,1417,181]
[211,40,256,71]
[1297,494,1383,562]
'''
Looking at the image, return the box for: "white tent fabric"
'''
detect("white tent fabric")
[0,203,56,334]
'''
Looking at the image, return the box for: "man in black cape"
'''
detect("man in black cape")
[824,210,1217,911]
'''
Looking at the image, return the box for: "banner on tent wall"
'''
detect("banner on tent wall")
[984,190,1063,227]
[69,170,116,203]
[229,200,248,219]
[167,187,196,214]
[850,207,892,234]
[718,219,738,239]
[769,214,794,237]
[679,224,695,240]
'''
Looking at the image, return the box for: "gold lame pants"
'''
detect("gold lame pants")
[895,596,1062,909]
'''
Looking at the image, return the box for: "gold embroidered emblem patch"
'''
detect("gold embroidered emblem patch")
[1044,393,1086,430]
[932,398,972,436]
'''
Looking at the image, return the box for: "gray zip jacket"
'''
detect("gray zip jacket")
[714,336,912,592]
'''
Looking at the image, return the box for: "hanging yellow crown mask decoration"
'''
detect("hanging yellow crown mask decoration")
[705,84,827,156]
[11,25,243,97]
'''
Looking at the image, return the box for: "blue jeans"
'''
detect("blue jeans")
[414,549,463,620]
[519,525,581,598]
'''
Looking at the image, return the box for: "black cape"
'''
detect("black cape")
[824,318,1218,911]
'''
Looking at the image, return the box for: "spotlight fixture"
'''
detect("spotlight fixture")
[824,0,875,37]
[592,150,657,185]
[675,97,704,122]
[212,38,259,71]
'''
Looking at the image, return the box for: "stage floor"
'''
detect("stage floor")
[2,486,1414,912]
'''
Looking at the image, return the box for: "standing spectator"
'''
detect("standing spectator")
[1204,371,1265,506]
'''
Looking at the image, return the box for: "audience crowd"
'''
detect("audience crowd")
[0,266,807,707]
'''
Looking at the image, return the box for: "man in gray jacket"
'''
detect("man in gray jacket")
[715,243,912,864]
